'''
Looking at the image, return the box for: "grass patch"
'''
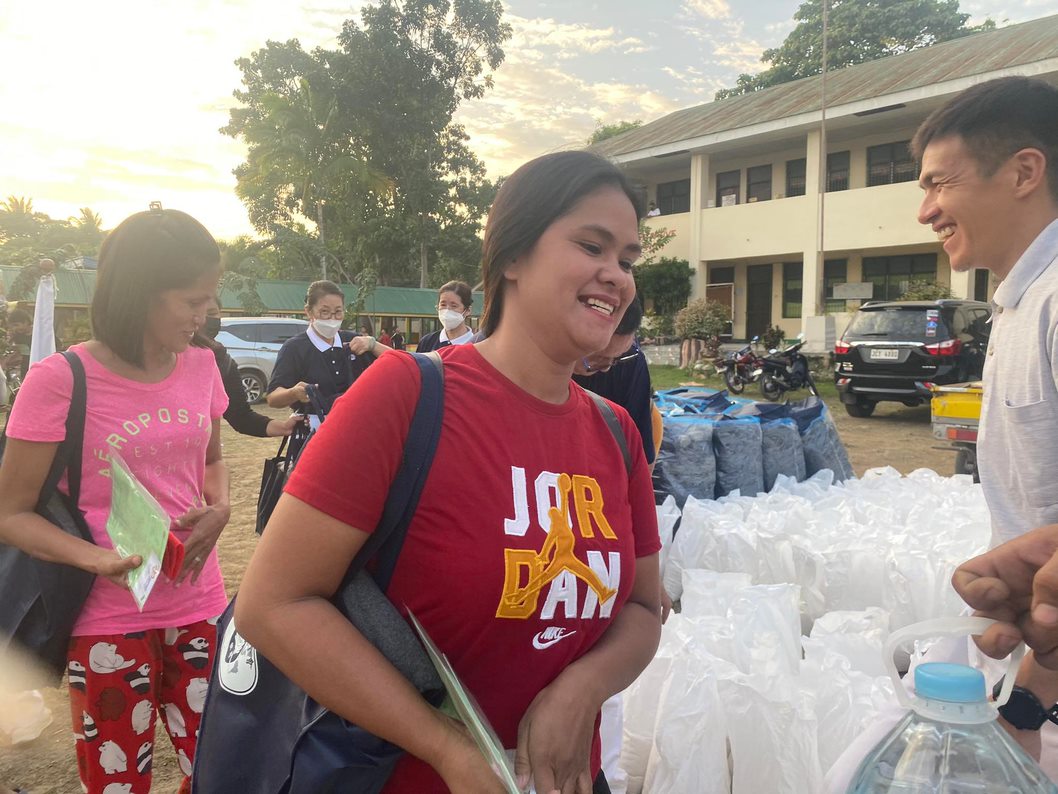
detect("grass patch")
[649,363,840,403]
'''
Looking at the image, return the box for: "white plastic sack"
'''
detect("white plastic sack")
[643,654,730,794]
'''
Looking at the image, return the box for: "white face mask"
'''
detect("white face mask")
[438,309,465,332]
[312,318,342,338]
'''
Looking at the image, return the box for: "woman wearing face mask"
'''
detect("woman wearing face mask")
[413,280,474,353]
[266,280,382,416]
[193,298,301,438]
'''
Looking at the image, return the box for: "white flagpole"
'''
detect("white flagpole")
[30,259,57,364]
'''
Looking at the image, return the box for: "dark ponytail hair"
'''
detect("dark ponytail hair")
[479,152,643,337]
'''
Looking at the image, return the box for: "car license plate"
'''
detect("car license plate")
[869,348,900,361]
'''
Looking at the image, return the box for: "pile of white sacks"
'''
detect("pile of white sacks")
[621,466,992,794]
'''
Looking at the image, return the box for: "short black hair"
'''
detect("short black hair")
[616,294,643,336]
[911,77,1058,201]
[305,280,344,309]
[438,280,473,309]
[91,209,220,367]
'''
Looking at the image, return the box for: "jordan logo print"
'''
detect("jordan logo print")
[497,472,618,619]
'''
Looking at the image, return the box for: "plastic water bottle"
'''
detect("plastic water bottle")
[848,617,1058,793]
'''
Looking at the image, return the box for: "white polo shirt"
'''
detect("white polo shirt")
[978,217,1058,545]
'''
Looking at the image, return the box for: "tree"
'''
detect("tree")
[900,279,954,300]
[636,257,694,316]
[715,0,995,101]
[224,0,510,288]
[587,120,641,146]
[0,200,106,269]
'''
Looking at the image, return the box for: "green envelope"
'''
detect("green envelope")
[407,610,522,793]
[105,454,170,610]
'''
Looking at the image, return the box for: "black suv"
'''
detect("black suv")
[834,300,991,417]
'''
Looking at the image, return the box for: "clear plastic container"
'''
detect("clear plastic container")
[848,617,1058,793]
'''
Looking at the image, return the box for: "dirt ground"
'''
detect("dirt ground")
[0,397,956,793]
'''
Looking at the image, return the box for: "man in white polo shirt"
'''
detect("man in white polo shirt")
[827,76,1058,788]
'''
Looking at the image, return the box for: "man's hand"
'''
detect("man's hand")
[952,525,1058,668]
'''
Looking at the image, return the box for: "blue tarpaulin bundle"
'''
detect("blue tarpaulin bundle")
[652,388,852,506]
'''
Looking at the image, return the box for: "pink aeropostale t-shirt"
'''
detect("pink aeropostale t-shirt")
[6,344,230,636]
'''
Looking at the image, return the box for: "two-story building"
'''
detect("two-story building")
[594,15,1058,348]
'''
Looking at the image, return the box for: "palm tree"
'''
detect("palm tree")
[0,196,44,242]
[243,78,391,280]
[71,208,103,234]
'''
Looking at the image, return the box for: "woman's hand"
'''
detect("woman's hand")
[291,381,313,403]
[173,504,230,584]
[267,414,306,437]
[514,676,600,794]
[92,548,143,589]
[428,714,509,794]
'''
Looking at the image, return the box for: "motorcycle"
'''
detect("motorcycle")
[754,334,819,401]
[714,336,763,394]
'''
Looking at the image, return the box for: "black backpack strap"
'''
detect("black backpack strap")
[582,388,632,476]
[30,352,87,509]
[343,351,444,592]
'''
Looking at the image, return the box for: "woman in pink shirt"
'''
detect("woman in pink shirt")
[0,208,230,793]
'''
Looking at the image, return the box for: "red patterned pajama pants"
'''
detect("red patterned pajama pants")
[67,617,217,794]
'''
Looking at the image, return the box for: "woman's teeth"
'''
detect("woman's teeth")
[585,298,614,316]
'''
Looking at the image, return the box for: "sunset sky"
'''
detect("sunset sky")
[1,0,1048,239]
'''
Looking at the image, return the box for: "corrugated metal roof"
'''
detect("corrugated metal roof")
[0,266,482,316]
[1,266,97,306]
[594,15,1058,158]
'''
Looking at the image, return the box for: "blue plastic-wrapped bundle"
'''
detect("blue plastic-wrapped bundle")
[713,416,764,498]
[802,416,854,481]
[761,417,806,491]
[653,416,717,508]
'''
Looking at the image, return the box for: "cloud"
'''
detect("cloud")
[505,14,648,62]
[682,0,732,21]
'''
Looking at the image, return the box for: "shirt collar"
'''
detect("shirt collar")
[439,327,474,345]
[307,325,343,352]
[992,218,1058,309]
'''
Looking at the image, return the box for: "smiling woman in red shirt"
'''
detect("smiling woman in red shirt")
[235,151,662,794]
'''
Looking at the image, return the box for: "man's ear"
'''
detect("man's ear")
[1011,148,1049,199]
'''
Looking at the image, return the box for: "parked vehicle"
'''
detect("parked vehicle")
[930,381,982,481]
[834,300,991,418]
[754,334,819,401]
[216,317,309,403]
[714,336,763,394]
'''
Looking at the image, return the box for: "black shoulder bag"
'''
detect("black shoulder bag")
[0,351,93,684]
[194,352,446,794]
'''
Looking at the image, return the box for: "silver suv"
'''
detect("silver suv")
[217,317,308,403]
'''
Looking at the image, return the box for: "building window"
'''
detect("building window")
[710,265,734,284]
[656,178,690,214]
[861,254,937,302]
[716,170,740,207]
[786,158,806,197]
[867,140,917,187]
[824,258,847,314]
[827,151,850,192]
[783,261,803,318]
[747,165,772,202]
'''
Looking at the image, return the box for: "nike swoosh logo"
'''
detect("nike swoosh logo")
[532,629,577,650]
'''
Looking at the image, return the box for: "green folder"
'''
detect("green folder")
[407,610,522,793]
[105,454,170,610]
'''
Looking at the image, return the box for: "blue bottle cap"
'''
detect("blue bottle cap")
[914,662,986,703]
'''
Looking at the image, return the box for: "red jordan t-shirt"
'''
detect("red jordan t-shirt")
[285,345,660,792]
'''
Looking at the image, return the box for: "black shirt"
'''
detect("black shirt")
[573,353,655,464]
[213,345,271,437]
[267,330,375,415]
[414,330,447,353]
